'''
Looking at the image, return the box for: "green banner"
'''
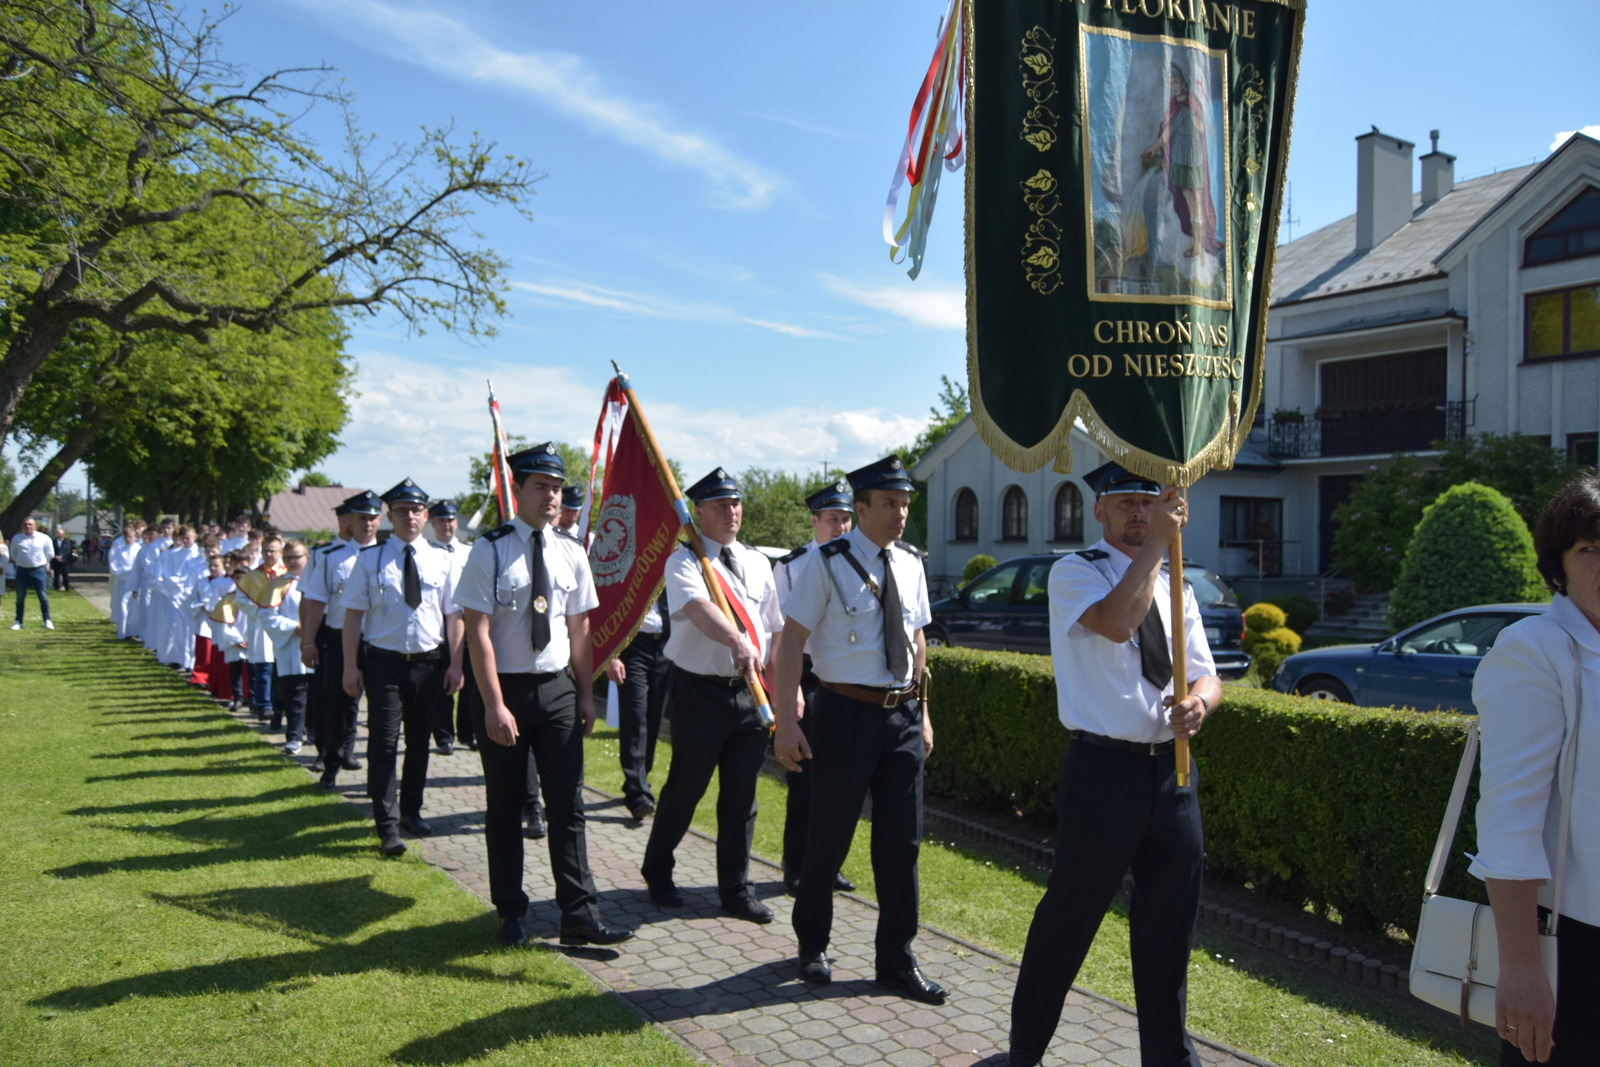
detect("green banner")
[966,0,1305,485]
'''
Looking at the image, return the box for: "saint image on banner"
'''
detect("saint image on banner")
[1083,29,1230,307]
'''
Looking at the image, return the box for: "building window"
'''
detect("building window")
[953,488,978,541]
[1524,187,1600,266]
[1000,486,1028,541]
[1221,495,1284,577]
[1526,284,1600,361]
[1570,433,1599,469]
[1051,482,1083,542]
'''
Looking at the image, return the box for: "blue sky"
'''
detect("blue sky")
[19,0,1600,501]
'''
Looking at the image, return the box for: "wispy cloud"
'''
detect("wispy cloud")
[511,280,851,341]
[1551,125,1600,151]
[322,349,929,495]
[284,0,780,210]
[740,112,858,141]
[818,274,966,331]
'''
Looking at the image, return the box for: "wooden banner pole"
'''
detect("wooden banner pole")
[1169,490,1190,787]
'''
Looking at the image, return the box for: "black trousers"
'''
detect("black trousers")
[1499,915,1600,1066]
[792,687,924,972]
[640,667,768,900]
[1010,741,1205,1066]
[782,658,821,878]
[277,674,311,743]
[476,671,598,924]
[363,647,444,834]
[433,652,478,748]
[316,624,360,765]
[617,630,671,809]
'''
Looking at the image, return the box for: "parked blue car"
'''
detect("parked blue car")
[927,553,1251,679]
[1269,602,1549,713]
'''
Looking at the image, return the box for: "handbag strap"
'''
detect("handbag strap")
[1423,721,1479,896]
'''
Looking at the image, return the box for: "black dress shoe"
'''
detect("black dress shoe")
[645,881,683,907]
[1007,1053,1043,1067]
[318,769,339,791]
[309,757,325,773]
[499,915,528,947]
[524,810,547,839]
[720,895,774,924]
[378,834,408,857]
[436,741,454,756]
[559,919,635,946]
[399,815,433,836]
[341,757,362,771]
[798,953,832,985]
[783,871,801,896]
[876,966,948,1005]
[627,799,655,822]
[834,872,857,893]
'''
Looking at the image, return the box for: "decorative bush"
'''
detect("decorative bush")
[1242,625,1301,683]
[926,646,1481,937]
[1254,593,1319,635]
[960,553,998,588]
[1389,482,1548,631]
[1242,602,1287,632]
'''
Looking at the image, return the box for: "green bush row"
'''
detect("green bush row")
[926,646,1481,937]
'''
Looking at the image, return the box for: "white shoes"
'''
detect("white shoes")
[9,621,20,630]
[282,741,302,755]
[43,620,55,630]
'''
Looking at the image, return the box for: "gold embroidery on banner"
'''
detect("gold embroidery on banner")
[1238,64,1266,178]
[1018,27,1062,294]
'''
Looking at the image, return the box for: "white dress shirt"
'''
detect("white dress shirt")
[8,531,54,569]
[301,539,372,631]
[663,536,781,678]
[263,581,310,677]
[454,518,599,674]
[778,528,928,689]
[1468,595,1599,927]
[1046,540,1217,743]
[342,537,459,653]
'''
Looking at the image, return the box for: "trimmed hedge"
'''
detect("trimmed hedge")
[927,646,1482,937]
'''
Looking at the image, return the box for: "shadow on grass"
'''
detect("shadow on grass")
[389,995,656,1064]
[91,741,265,761]
[50,795,370,879]
[65,786,313,818]
[154,875,414,942]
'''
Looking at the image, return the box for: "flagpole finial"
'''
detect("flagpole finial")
[610,361,630,391]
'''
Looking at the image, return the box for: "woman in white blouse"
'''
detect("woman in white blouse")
[1471,475,1600,1065]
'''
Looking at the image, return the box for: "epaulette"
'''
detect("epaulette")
[359,542,383,553]
[319,543,342,555]
[820,540,849,558]
[894,539,927,560]
[1075,549,1110,561]
[482,523,517,543]
[776,543,810,566]
[553,527,582,543]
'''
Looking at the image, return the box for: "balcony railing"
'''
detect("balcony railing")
[1266,400,1473,459]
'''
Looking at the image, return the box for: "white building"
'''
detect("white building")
[914,130,1600,595]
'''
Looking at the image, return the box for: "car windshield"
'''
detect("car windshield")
[1183,567,1236,608]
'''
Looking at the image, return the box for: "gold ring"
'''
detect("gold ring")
[1506,1025,1518,1032]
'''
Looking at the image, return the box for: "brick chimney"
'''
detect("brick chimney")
[1420,129,1455,206]
[1355,127,1414,251]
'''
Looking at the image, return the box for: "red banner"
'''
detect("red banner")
[587,403,681,676]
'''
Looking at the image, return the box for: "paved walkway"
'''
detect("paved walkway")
[77,576,1270,1067]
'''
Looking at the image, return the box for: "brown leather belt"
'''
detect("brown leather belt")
[820,680,919,708]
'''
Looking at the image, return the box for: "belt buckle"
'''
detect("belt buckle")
[1147,741,1160,755]
[882,688,897,708]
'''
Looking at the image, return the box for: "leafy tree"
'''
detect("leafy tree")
[1388,483,1548,631]
[299,471,334,487]
[736,468,813,550]
[461,438,590,530]
[0,0,538,457]
[909,375,970,460]
[1332,434,1582,592]
[0,454,15,513]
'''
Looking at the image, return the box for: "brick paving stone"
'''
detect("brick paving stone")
[76,576,1274,1067]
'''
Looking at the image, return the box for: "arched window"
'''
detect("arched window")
[1000,486,1028,541]
[1524,186,1600,266]
[953,488,978,541]
[1052,482,1083,542]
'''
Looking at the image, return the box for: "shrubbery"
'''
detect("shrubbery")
[926,646,1481,936]
[1241,603,1301,683]
[1252,593,1318,634]
[1388,482,1547,631]
[960,553,998,588]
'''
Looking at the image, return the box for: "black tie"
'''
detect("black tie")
[530,530,551,652]
[1138,600,1173,691]
[402,543,422,609]
[879,548,910,681]
[719,544,744,586]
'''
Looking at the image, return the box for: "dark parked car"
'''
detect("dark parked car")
[1269,603,1549,713]
[927,553,1251,678]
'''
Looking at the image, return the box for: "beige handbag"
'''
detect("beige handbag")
[1410,684,1578,1027]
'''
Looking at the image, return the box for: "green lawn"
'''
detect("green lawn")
[0,593,692,1067]
[585,713,1500,1067]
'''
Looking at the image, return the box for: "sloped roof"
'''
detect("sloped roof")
[1268,165,1534,306]
[258,485,352,535]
